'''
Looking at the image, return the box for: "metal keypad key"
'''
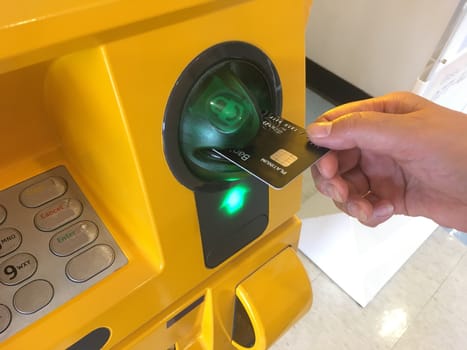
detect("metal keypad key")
[0,166,127,341]
[0,253,38,286]
[0,228,22,258]
[19,176,67,208]
[34,198,83,232]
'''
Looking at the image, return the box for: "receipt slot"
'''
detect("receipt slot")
[0,1,312,349]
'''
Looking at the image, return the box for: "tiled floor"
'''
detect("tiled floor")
[270,90,467,350]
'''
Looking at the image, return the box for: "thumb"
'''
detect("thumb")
[307,111,413,154]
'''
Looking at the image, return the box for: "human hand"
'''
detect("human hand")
[307,91,467,231]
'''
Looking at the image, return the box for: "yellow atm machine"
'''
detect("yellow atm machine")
[0,1,313,349]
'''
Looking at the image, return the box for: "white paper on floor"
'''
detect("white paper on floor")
[298,213,438,307]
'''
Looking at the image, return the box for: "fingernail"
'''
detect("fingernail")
[308,122,332,138]
[347,202,368,222]
[374,203,394,218]
[323,183,343,202]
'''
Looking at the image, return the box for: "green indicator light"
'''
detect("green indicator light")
[225,176,241,182]
[220,185,250,216]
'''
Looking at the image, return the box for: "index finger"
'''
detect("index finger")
[316,92,428,122]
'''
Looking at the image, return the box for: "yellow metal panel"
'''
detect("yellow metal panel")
[0,1,250,74]
[0,63,61,187]
[113,217,305,350]
[44,46,163,268]
[233,248,312,349]
[0,0,312,349]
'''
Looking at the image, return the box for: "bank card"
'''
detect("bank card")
[213,115,329,189]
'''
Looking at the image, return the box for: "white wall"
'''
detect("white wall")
[306,0,460,96]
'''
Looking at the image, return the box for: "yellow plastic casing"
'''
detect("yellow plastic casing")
[0,1,313,349]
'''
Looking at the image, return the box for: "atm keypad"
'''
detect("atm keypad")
[0,166,127,341]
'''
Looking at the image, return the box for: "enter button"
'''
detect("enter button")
[50,221,99,257]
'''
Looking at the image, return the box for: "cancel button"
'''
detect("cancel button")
[34,198,83,232]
